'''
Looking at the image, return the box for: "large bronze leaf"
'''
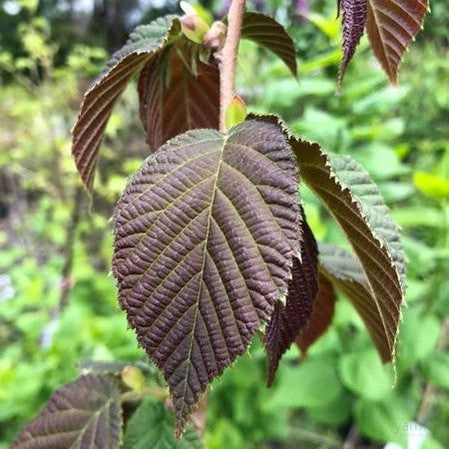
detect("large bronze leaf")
[265,212,318,386]
[293,138,406,363]
[137,42,219,151]
[296,272,337,357]
[72,16,180,190]
[240,12,297,77]
[112,119,300,435]
[366,0,428,84]
[11,375,122,449]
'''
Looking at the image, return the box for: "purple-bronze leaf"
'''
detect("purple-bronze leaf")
[296,272,336,357]
[265,213,318,386]
[366,0,428,85]
[11,375,122,449]
[72,16,180,190]
[138,41,219,151]
[240,12,297,77]
[293,137,406,365]
[338,0,368,86]
[112,119,300,436]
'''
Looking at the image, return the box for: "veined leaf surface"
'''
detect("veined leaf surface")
[240,12,297,77]
[338,0,367,85]
[138,42,219,151]
[366,0,428,84]
[265,213,318,385]
[318,243,392,361]
[293,138,405,363]
[113,119,300,435]
[72,16,180,189]
[296,272,336,356]
[11,375,122,449]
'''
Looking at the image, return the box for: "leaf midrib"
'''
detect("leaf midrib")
[177,133,228,421]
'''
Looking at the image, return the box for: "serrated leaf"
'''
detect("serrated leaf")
[240,12,297,77]
[366,0,429,85]
[112,119,300,435]
[265,213,318,386]
[319,243,397,363]
[72,16,181,189]
[138,41,219,151]
[293,138,406,363]
[123,400,202,449]
[11,375,122,449]
[338,0,368,86]
[296,272,336,356]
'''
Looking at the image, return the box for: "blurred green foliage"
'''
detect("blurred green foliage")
[1,1,449,448]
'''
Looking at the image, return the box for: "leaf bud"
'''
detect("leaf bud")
[225,95,247,130]
[181,14,210,44]
[121,365,146,393]
[203,21,227,52]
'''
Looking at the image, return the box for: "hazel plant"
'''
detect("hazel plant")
[11,0,429,447]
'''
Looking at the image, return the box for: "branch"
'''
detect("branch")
[218,0,246,132]
[343,425,360,449]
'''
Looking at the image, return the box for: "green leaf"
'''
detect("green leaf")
[267,357,343,409]
[397,308,440,372]
[112,119,300,435]
[123,400,202,449]
[354,395,409,446]
[307,392,351,426]
[413,171,449,199]
[240,12,297,77]
[293,138,406,364]
[11,375,122,449]
[350,144,409,181]
[138,41,219,151]
[72,15,181,189]
[392,207,446,229]
[421,352,449,390]
[339,348,393,400]
[292,108,348,152]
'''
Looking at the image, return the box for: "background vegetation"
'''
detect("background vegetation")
[1,0,448,448]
